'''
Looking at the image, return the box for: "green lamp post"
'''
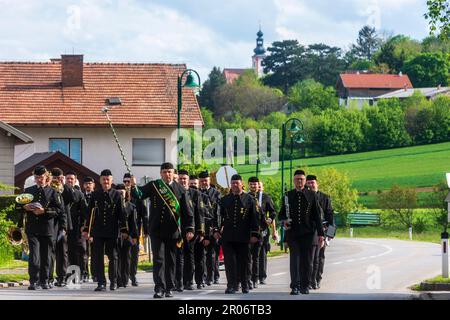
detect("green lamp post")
[177,69,201,170]
[279,118,305,250]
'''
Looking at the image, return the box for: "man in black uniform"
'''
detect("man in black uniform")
[279,170,325,295]
[82,176,95,282]
[176,170,206,291]
[123,173,148,287]
[115,183,138,288]
[247,177,277,288]
[258,181,278,285]
[189,175,211,289]
[199,171,221,286]
[306,175,334,290]
[130,162,194,298]
[16,165,66,290]
[214,174,259,294]
[64,171,89,285]
[82,169,128,291]
[49,167,71,287]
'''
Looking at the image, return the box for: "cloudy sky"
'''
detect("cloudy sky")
[0,0,430,81]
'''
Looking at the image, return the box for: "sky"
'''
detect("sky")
[0,0,431,81]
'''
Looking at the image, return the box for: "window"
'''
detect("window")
[132,138,165,166]
[49,138,82,163]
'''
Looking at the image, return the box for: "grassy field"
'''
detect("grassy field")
[233,142,450,193]
[358,191,434,209]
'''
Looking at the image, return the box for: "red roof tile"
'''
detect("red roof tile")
[340,73,413,89]
[0,61,203,127]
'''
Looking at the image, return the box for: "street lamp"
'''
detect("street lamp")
[177,69,201,170]
[279,118,304,250]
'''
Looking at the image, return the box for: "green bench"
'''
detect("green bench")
[347,212,381,226]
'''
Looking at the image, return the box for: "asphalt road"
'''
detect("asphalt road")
[0,238,441,300]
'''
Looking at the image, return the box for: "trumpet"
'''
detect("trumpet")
[8,227,24,245]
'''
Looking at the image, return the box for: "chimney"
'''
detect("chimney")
[61,54,83,87]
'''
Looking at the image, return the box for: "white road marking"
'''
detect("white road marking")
[199,290,217,295]
[330,240,394,265]
[272,272,286,276]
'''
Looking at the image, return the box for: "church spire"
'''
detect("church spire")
[254,26,266,55]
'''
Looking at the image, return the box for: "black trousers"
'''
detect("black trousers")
[27,233,53,285]
[118,238,132,286]
[259,236,270,281]
[93,237,118,286]
[150,236,177,292]
[175,247,183,287]
[194,241,206,285]
[182,239,195,286]
[55,234,68,282]
[317,246,326,283]
[222,241,249,290]
[249,242,262,283]
[89,241,96,279]
[130,242,139,282]
[67,234,87,276]
[205,240,220,282]
[310,244,320,286]
[288,236,314,290]
[49,237,56,282]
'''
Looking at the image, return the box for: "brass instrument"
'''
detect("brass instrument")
[50,179,64,193]
[8,227,24,246]
[9,194,31,253]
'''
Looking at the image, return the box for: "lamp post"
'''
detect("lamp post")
[279,118,304,250]
[177,69,201,170]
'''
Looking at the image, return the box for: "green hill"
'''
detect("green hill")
[234,142,450,193]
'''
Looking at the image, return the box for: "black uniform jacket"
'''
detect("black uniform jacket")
[62,186,88,237]
[85,188,128,238]
[132,180,194,240]
[217,192,259,243]
[279,188,325,241]
[16,184,66,237]
[130,197,149,238]
[188,187,207,237]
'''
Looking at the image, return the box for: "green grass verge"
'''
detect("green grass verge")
[0,259,27,270]
[411,275,450,291]
[234,142,450,192]
[337,226,443,244]
[0,274,28,283]
[137,261,153,272]
[267,250,287,258]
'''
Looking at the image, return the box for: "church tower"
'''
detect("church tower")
[252,27,266,78]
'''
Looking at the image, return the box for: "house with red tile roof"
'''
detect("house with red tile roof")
[336,71,413,107]
[0,55,203,186]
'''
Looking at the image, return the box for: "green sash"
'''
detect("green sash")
[153,179,181,225]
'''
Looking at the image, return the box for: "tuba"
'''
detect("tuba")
[8,227,24,246]
[9,193,32,252]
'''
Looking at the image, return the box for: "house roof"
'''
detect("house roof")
[339,73,413,89]
[223,68,250,84]
[15,151,100,190]
[375,87,450,99]
[0,61,203,127]
[0,120,33,143]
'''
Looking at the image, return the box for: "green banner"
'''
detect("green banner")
[154,179,180,225]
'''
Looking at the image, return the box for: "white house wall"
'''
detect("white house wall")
[14,127,177,183]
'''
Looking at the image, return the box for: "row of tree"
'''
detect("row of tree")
[201,88,450,157]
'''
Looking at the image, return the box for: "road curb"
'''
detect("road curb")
[419,282,450,291]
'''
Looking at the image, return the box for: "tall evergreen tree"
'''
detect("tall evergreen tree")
[198,66,226,112]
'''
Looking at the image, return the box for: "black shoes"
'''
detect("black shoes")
[213,279,219,284]
[290,287,299,295]
[185,284,195,290]
[248,281,253,290]
[176,286,184,292]
[225,287,236,294]
[206,281,212,286]
[54,280,66,287]
[153,291,164,298]
[242,288,250,294]
[28,283,40,290]
[95,284,106,292]
[259,279,266,285]
[131,280,139,287]
[300,288,310,295]
[165,290,174,298]
[110,283,118,291]
[253,281,258,289]
[316,281,321,289]
[41,283,50,290]
[197,284,203,289]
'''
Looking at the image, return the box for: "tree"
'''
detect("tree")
[198,66,226,113]
[310,168,359,225]
[424,181,450,229]
[262,40,305,94]
[364,100,412,150]
[377,185,417,229]
[351,25,381,60]
[374,35,422,73]
[302,43,347,87]
[425,0,450,40]
[213,70,285,120]
[288,79,339,114]
[402,52,450,87]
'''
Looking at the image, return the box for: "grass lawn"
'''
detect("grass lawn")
[0,259,27,270]
[411,275,450,291]
[358,192,435,209]
[233,142,450,193]
[137,261,153,272]
[337,226,443,244]
[0,274,28,283]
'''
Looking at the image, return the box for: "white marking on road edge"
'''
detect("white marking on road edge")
[199,290,217,295]
[272,272,286,276]
[332,262,343,265]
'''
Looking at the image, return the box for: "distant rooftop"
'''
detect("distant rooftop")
[375,87,450,99]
